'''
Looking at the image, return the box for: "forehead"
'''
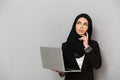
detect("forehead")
[77,17,88,23]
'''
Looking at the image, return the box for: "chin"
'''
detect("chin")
[79,33,85,36]
[78,34,83,36]
[77,31,85,36]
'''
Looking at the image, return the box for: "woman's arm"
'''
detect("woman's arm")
[85,41,102,69]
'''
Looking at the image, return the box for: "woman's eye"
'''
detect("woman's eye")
[77,21,81,24]
[84,23,88,26]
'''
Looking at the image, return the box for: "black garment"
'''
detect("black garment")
[60,13,102,80]
[62,40,102,80]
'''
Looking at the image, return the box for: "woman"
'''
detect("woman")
[54,13,102,80]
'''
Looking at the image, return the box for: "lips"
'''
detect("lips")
[79,30,84,33]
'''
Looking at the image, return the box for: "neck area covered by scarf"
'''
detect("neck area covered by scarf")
[67,33,85,58]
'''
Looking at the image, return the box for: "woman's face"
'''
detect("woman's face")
[75,17,88,36]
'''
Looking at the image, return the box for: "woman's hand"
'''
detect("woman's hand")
[52,69,64,75]
[79,32,89,48]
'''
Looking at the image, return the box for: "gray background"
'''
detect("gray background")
[0,0,120,80]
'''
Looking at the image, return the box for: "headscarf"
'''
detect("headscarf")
[66,13,93,58]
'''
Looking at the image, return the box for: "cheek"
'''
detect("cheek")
[75,26,79,32]
[76,25,78,29]
[84,27,88,32]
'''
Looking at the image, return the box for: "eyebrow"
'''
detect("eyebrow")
[77,21,88,24]
[77,21,81,23]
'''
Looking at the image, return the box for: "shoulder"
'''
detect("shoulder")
[62,42,69,49]
[61,42,72,51]
[90,40,99,44]
[90,40,100,47]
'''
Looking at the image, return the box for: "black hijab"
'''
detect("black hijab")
[66,13,93,58]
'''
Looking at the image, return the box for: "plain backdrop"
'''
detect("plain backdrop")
[0,0,120,80]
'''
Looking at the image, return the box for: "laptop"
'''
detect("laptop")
[40,47,81,72]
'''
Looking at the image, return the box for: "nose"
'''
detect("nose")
[80,25,84,29]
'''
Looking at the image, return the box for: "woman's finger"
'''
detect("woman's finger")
[86,32,89,38]
[81,35,86,37]
[79,37,85,41]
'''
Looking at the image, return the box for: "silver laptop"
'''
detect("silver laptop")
[40,47,81,72]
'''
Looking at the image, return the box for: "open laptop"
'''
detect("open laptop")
[40,47,81,72]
